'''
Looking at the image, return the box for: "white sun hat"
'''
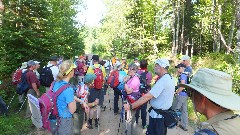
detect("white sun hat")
[179,68,240,111]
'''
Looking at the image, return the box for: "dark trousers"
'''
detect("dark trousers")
[113,88,122,113]
[135,102,147,127]
[146,116,167,135]
[0,96,7,115]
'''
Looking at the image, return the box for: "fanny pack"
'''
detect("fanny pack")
[148,106,181,129]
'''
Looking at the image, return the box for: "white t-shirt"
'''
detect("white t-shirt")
[149,74,175,118]
[45,64,59,81]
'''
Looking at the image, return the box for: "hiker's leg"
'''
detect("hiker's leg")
[114,88,119,113]
[0,96,7,115]
[146,117,166,135]
[141,102,147,127]
[135,108,140,124]
[26,89,36,118]
[18,94,24,107]
[171,95,183,111]
[58,118,73,135]
[180,96,188,129]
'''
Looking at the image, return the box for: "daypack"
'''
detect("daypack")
[92,65,104,90]
[12,68,23,85]
[139,71,149,94]
[74,61,85,76]
[16,70,30,95]
[148,107,181,129]
[107,70,119,88]
[76,82,89,102]
[28,82,70,132]
[40,65,54,87]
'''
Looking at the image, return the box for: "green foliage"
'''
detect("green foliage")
[0,114,32,135]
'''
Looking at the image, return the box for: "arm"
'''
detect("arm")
[32,83,40,97]
[68,100,76,114]
[124,92,154,110]
[175,79,185,94]
[124,84,133,94]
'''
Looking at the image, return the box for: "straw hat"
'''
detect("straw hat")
[179,68,240,111]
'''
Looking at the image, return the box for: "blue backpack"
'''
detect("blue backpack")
[194,129,217,135]
[16,70,30,95]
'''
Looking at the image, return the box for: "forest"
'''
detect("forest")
[0,0,240,134]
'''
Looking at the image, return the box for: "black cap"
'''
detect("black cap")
[92,55,99,61]
[175,63,186,68]
[50,55,58,61]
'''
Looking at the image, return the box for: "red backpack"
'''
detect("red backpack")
[39,82,70,131]
[107,70,119,88]
[12,68,23,85]
[92,65,104,90]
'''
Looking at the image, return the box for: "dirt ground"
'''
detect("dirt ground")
[29,88,194,135]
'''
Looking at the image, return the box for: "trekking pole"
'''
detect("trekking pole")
[97,105,100,133]
[123,100,128,135]
[7,93,16,110]
[18,95,27,113]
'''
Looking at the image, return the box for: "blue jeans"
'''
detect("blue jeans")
[0,96,7,115]
[146,116,167,135]
[113,88,122,113]
[135,102,147,127]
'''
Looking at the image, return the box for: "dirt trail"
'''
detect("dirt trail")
[29,87,194,135]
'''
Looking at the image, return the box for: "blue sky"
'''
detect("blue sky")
[76,0,107,26]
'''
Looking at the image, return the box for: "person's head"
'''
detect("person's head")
[92,55,99,63]
[34,61,40,70]
[154,58,170,76]
[179,68,240,119]
[50,55,58,65]
[140,59,148,69]
[20,62,27,69]
[128,63,138,76]
[175,63,186,73]
[181,55,190,66]
[134,58,138,62]
[84,73,96,87]
[27,60,36,70]
[56,60,76,81]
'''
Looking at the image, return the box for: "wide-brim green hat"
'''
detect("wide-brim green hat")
[179,68,240,111]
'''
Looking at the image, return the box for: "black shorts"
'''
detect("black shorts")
[88,88,104,106]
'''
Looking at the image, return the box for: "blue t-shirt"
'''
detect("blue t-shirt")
[53,80,74,118]
[178,73,188,96]
[185,66,193,75]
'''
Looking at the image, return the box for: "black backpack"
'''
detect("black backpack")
[16,70,30,95]
[40,65,54,87]
[139,71,148,94]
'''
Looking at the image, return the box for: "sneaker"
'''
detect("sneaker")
[179,125,188,131]
[95,118,99,127]
[87,119,93,129]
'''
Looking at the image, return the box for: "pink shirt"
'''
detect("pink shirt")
[126,75,140,92]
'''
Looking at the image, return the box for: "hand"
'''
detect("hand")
[94,99,99,105]
[37,92,40,98]
[83,103,89,112]
[124,103,130,111]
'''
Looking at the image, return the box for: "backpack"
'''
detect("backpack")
[76,82,89,102]
[92,65,104,90]
[139,71,149,94]
[40,65,54,87]
[107,70,119,88]
[16,70,30,95]
[27,82,70,132]
[74,61,85,76]
[12,68,23,85]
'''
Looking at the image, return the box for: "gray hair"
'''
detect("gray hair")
[128,63,138,71]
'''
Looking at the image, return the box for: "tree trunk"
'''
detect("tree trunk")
[236,0,240,62]
[176,0,180,54]
[227,0,236,54]
[217,4,222,52]
[171,0,177,56]
[212,0,218,52]
[0,0,4,25]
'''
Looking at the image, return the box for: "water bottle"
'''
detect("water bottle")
[49,114,58,133]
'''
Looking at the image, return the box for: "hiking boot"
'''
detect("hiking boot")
[87,119,93,129]
[179,125,188,131]
[95,118,99,127]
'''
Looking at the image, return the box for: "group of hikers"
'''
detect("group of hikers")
[1,53,240,135]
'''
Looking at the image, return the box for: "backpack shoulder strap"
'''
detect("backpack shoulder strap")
[54,83,70,98]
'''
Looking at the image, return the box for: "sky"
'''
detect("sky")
[76,0,107,27]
